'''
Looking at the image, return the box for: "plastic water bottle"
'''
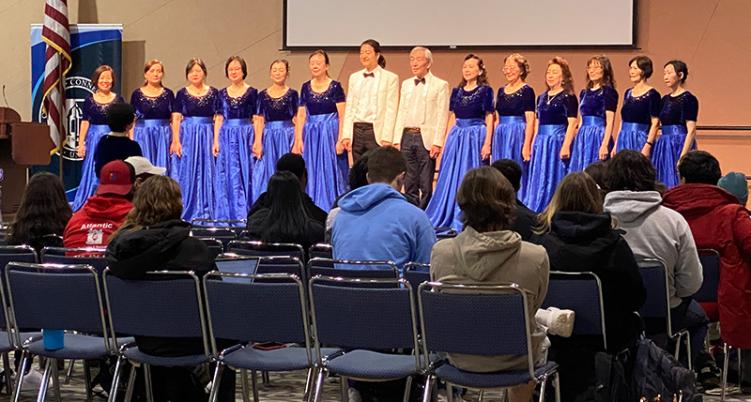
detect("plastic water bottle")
[42,329,64,351]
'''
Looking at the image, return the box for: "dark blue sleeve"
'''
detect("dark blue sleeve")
[535,93,544,118]
[648,89,661,118]
[212,88,221,115]
[604,87,618,112]
[248,88,258,117]
[82,97,93,121]
[482,86,494,114]
[494,87,503,114]
[449,88,459,112]
[256,93,265,117]
[332,81,346,103]
[685,93,699,121]
[165,88,175,114]
[566,94,578,118]
[131,140,143,157]
[523,86,536,112]
[129,90,142,120]
[299,82,308,108]
[289,90,299,118]
[172,90,183,115]
[579,89,586,103]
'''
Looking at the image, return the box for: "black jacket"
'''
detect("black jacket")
[535,211,646,352]
[248,192,327,226]
[105,219,212,356]
[511,199,536,241]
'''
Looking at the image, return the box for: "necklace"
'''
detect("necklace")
[546,92,560,105]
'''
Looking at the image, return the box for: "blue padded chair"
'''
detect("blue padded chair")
[203,271,338,402]
[307,258,400,286]
[418,281,561,402]
[40,247,108,275]
[404,262,430,298]
[0,261,18,394]
[308,276,421,402]
[190,226,238,248]
[542,271,608,351]
[196,238,224,261]
[694,249,720,308]
[226,240,305,262]
[103,269,212,402]
[638,261,692,370]
[6,262,112,402]
[308,244,332,260]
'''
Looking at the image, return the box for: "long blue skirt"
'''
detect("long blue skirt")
[426,118,487,231]
[491,116,529,200]
[525,124,569,212]
[569,116,607,172]
[252,120,295,203]
[134,119,171,174]
[653,124,695,189]
[170,117,215,222]
[304,113,348,211]
[72,124,110,211]
[214,119,254,222]
[615,122,650,153]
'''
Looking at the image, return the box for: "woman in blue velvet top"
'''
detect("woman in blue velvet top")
[492,53,536,201]
[613,56,661,155]
[213,56,258,222]
[251,59,299,203]
[569,55,618,172]
[653,60,699,188]
[293,50,348,211]
[525,57,578,213]
[426,54,494,231]
[130,59,174,175]
[72,65,125,211]
[170,58,220,223]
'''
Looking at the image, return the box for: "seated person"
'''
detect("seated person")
[718,171,749,206]
[246,171,325,253]
[64,160,135,250]
[325,150,372,242]
[8,172,71,252]
[430,166,549,402]
[332,146,435,269]
[124,156,167,193]
[534,172,646,399]
[93,102,142,177]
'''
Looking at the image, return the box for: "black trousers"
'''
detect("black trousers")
[352,122,379,163]
[401,130,435,209]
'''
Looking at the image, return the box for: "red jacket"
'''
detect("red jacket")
[663,184,751,348]
[63,194,133,250]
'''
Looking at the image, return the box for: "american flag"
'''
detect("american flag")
[41,0,71,154]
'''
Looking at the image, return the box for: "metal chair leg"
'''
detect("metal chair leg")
[36,357,52,402]
[302,367,314,402]
[403,376,413,402]
[685,332,693,371]
[208,362,224,402]
[240,369,250,402]
[554,372,561,402]
[721,343,730,401]
[251,370,260,402]
[262,370,270,385]
[12,351,29,402]
[143,364,154,402]
[421,375,433,402]
[340,375,349,402]
[738,348,743,389]
[83,360,93,402]
[50,359,62,402]
[537,376,548,402]
[2,352,13,395]
[446,383,454,402]
[64,359,75,384]
[311,368,325,402]
[124,363,137,402]
[478,389,485,402]
[107,356,125,402]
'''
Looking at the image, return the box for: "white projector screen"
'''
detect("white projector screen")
[285,0,635,48]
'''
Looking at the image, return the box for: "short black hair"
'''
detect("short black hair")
[678,150,721,184]
[106,102,135,132]
[629,55,653,79]
[275,153,306,181]
[665,59,689,84]
[491,159,522,193]
[584,161,609,193]
[606,150,657,192]
[367,147,406,183]
[349,150,372,190]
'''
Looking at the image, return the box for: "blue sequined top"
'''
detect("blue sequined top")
[300,80,346,116]
[82,94,125,124]
[495,84,535,117]
[217,87,258,120]
[257,88,299,122]
[620,88,661,125]
[449,85,494,119]
[579,86,618,119]
[130,88,174,120]
[659,92,699,128]
[537,91,578,125]
[173,87,220,117]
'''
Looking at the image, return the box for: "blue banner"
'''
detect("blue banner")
[30,23,122,200]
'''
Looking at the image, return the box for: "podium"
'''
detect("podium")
[0,107,53,215]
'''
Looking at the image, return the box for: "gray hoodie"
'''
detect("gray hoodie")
[430,227,549,372]
[604,190,702,307]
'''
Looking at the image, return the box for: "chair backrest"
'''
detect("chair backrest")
[196,238,224,261]
[638,261,674,335]
[190,227,237,248]
[6,262,108,348]
[227,240,305,261]
[695,249,720,303]
[434,227,458,239]
[418,281,535,378]
[41,247,108,275]
[404,262,430,294]
[308,258,399,284]
[309,243,333,260]
[191,219,246,229]
[542,271,608,350]
[0,245,38,271]
[203,272,310,358]
[309,276,419,366]
[103,269,210,356]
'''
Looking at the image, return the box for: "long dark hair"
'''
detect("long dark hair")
[361,39,386,68]
[9,172,72,247]
[458,53,489,88]
[261,171,309,243]
[586,55,616,89]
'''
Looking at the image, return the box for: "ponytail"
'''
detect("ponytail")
[377,55,386,68]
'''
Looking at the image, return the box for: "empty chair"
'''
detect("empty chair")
[419,281,561,402]
[103,269,212,402]
[308,258,400,286]
[6,262,111,401]
[695,249,720,320]
[308,276,421,402]
[40,246,108,275]
[404,262,430,296]
[227,240,305,261]
[308,243,332,260]
[189,227,237,248]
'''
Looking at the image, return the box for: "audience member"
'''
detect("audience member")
[491,159,536,240]
[124,156,166,192]
[8,172,71,251]
[584,160,609,196]
[64,160,135,249]
[93,102,142,177]
[332,146,436,268]
[430,166,549,402]
[718,171,749,206]
[325,150,372,241]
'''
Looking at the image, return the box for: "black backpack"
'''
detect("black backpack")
[631,337,701,401]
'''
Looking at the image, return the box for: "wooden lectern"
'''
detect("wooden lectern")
[0,107,53,215]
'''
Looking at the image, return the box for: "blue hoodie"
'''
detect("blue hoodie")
[332,183,436,269]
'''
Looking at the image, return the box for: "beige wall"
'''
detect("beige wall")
[1,0,749,172]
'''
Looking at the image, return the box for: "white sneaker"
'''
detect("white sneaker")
[546,307,575,338]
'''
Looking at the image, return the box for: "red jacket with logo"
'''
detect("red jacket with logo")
[663,184,751,348]
[63,194,133,250]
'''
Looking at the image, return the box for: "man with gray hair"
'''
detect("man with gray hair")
[392,46,450,209]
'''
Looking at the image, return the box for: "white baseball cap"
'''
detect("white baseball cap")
[124,156,166,176]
